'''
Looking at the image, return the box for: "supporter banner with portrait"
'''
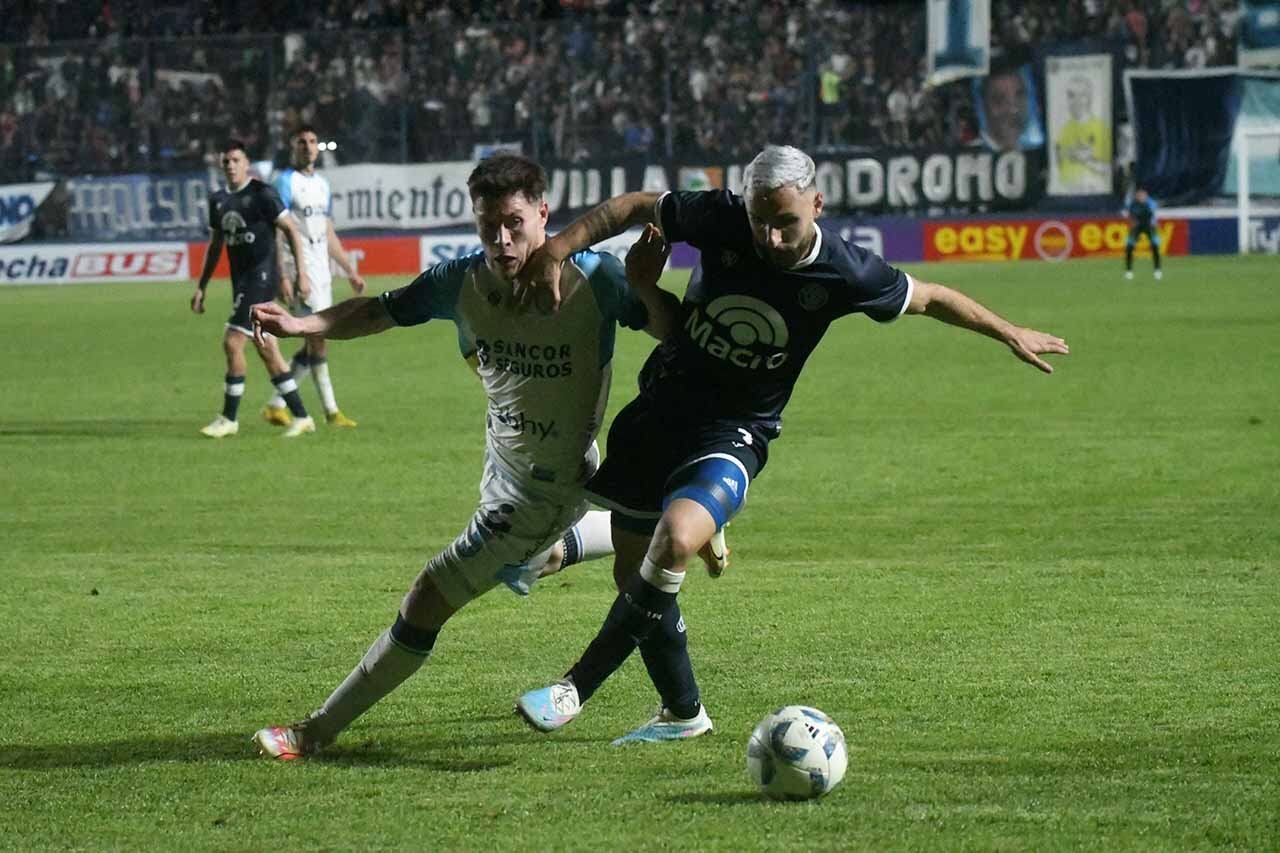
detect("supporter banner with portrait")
[926,0,990,87]
[1046,55,1113,196]
[67,172,216,241]
[1239,2,1280,68]
[972,65,1045,152]
[0,181,57,243]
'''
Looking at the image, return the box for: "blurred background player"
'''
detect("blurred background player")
[190,139,316,438]
[1124,186,1163,280]
[262,125,367,428]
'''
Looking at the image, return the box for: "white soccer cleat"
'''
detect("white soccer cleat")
[515,680,581,732]
[611,705,714,745]
[199,415,239,438]
[1154,269,1163,280]
[698,525,731,578]
[252,724,316,760]
[282,416,316,438]
[1124,271,1134,280]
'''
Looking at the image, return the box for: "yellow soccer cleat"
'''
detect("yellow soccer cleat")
[326,410,358,428]
[282,416,316,438]
[261,405,292,427]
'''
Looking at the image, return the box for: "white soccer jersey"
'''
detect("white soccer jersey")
[274,168,334,306]
[379,250,650,487]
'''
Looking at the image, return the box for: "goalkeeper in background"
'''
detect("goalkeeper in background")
[1124,186,1163,281]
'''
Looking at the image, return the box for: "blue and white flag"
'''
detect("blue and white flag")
[926,0,990,87]
[0,181,56,244]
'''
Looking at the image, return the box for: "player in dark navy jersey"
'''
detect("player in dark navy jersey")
[516,145,1070,744]
[190,139,316,438]
[1123,186,1162,281]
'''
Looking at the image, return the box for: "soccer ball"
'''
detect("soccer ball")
[746,705,847,801]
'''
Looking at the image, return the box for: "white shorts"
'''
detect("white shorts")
[283,245,334,314]
[424,447,597,608]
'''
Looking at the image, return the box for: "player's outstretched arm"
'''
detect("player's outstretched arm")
[327,219,366,294]
[906,280,1069,374]
[626,224,679,340]
[252,296,394,346]
[191,231,224,314]
[516,191,663,311]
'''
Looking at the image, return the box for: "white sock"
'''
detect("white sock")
[563,510,614,568]
[311,358,339,414]
[305,629,429,745]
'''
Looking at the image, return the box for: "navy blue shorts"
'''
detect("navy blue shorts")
[227,263,279,335]
[585,394,775,534]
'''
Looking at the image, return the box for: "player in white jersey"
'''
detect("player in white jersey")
[263,125,368,429]
[246,155,694,759]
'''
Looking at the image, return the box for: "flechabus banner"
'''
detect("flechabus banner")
[1046,54,1114,196]
[0,242,190,284]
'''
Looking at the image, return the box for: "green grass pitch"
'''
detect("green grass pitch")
[1,256,1277,851]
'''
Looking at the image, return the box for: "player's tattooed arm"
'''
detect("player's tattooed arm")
[906,280,1070,374]
[516,192,663,312]
[253,296,393,344]
[191,231,224,314]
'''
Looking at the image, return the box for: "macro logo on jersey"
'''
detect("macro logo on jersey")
[220,210,255,246]
[685,295,790,371]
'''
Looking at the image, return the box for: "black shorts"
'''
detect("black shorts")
[227,263,278,334]
[585,394,775,532]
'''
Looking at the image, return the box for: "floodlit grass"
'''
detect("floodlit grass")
[1,256,1277,851]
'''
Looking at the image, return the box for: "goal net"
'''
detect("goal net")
[1234,127,1280,254]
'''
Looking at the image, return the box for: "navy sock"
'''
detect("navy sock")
[390,612,439,655]
[638,600,700,719]
[1152,245,1161,271]
[291,349,311,370]
[568,573,675,703]
[271,370,309,418]
[1125,244,1134,270]
[222,374,244,420]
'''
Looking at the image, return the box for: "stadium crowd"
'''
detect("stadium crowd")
[0,0,1245,181]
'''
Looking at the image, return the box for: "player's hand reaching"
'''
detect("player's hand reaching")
[1004,327,1070,374]
[625,224,670,290]
[252,301,306,345]
[514,244,562,314]
[190,288,205,314]
[350,273,367,295]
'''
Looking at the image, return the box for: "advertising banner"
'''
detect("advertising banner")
[1046,54,1113,196]
[926,0,990,87]
[188,235,420,281]
[923,216,1188,262]
[1239,2,1280,68]
[67,172,215,241]
[811,150,1035,213]
[0,242,190,285]
[0,181,57,243]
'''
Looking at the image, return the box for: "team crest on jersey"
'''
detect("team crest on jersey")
[721,249,739,268]
[797,282,828,312]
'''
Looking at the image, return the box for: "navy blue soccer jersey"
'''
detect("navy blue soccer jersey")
[208,179,287,280]
[644,189,913,426]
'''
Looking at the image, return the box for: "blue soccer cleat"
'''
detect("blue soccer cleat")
[515,680,581,732]
[611,704,714,746]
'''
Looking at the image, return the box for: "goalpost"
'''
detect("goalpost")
[1235,127,1280,255]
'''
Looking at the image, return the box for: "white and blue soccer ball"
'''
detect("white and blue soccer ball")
[746,705,847,801]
